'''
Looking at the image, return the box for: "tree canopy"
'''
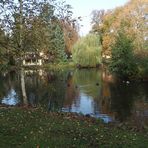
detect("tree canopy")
[72,34,102,68]
[109,26,137,79]
[91,0,148,57]
[0,0,79,66]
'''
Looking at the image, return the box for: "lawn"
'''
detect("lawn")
[0,107,148,148]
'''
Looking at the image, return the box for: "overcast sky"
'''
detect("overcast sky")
[65,0,129,36]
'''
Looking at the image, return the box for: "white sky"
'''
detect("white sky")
[65,0,129,36]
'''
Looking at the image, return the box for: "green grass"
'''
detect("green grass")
[44,61,75,70]
[0,107,148,148]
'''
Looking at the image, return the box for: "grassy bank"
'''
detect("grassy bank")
[44,61,75,70]
[0,107,148,148]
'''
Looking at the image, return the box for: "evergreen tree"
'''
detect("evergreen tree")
[109,28,137,79]
[48,22,66,62]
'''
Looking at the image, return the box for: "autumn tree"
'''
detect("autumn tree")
[56,1,79,58]
[0,0,79,63]
[91,0,148,58]
[0,0,29,104]
[62,20,79,58]
[91,9,105,44]
[0,0,79,105]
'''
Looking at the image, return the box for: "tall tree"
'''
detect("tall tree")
[48,19,66,62]
[91,0,148,57]
[0,0,79,105]
[0,0,49,105]
[19,0,28,105]
[91,9,105,44]
[62,20,79,58]
[72,34,102,68]
[109,26,137,79]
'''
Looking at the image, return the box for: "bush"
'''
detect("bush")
[72,34,102,68]
[109,30,137,79]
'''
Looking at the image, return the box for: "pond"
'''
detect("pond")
[0,68,148,124]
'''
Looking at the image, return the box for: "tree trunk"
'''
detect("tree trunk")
[19,0,28,105]
[19,0,23,50]
[21,68,28,105]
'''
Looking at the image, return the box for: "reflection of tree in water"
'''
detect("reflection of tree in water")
[25,70,45,106]
[98,69,113,115]
[64,72,79,110]
[0,71,21,105]
[24,69,69,110]
[47,70,70,111]
[110,82,139,122]
[1,68,148,124]
[72,69,106,115]
[130,83,148,128]
[21,68,28,105]
[73,69,114,116]
[73,69,101,98]
[0,73,11,99]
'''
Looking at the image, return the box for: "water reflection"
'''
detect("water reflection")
[0,68,148,124]
[2,89,19,105]
[63,93,95,114]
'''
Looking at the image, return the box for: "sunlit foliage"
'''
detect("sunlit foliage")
[91,0,148,57]
[72,34,102,68]
[0,0,79,65]
[109,27,137,79]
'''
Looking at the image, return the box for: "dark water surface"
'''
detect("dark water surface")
[0,68,148,124]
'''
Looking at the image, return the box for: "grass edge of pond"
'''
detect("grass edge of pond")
[0,107,148,147]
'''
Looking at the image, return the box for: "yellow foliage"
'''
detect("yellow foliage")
[92,0,148,56]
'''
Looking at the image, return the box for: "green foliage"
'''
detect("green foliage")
[72,34,102,68]
[109,29,137,79]
[11,3,67,63]
[0,0,77,65]
[49,23,67,62]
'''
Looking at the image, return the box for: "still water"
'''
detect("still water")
[0,68,148,124]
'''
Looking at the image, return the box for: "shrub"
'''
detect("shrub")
[72,34,102,68]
